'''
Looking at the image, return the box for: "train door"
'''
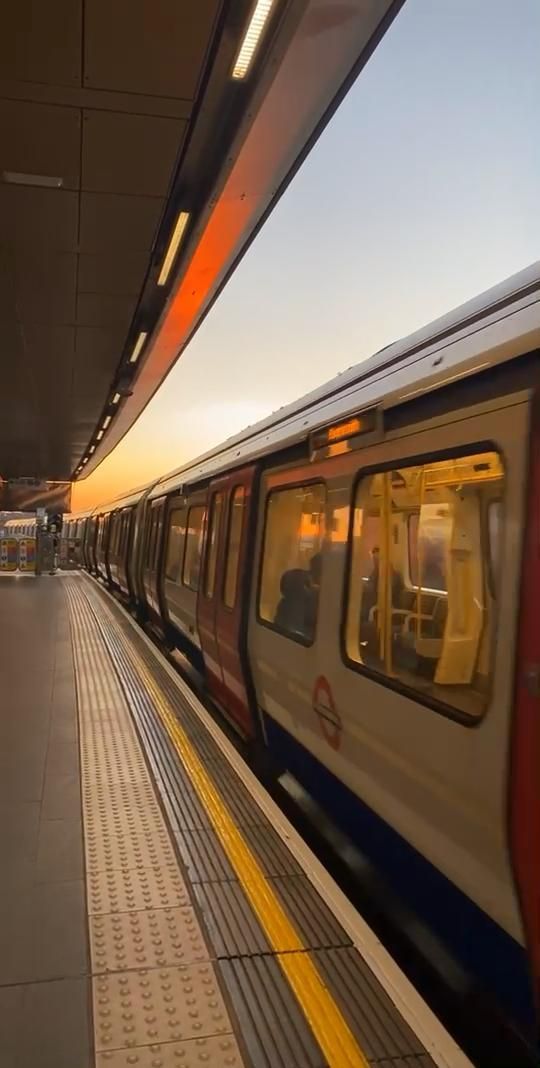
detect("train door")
[197,467,256,737]
[198,486,225,696]
[143,497,166,620]
[104,511,116,584]
[118,508,134,596]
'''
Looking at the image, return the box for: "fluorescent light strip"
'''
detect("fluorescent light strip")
[89,445,96,455]
[232,0,275,79]
[102,415,112,430]
[129,331,148,364]
[96,430,104,441]
[2,170,63,188]
[157,211,190,287]
[112,392,121,405]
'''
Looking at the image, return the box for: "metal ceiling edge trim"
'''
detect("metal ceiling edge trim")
[77,0,402,481]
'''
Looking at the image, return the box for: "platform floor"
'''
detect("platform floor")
[0,573,472,1068]
[0,577,90,1066]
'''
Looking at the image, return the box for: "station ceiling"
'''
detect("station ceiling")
[0,0,402,485]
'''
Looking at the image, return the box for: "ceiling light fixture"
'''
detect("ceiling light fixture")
[82,457,89,466]
[232,0,275,80]
[111,392,121,405]
[157,211,190,287]
[89,445,95,455]
[129,331,148,364]
[96,430,104,441]
[102,415,112,430]
[2,170,64,188]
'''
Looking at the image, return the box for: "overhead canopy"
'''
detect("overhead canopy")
[0,0,403,485]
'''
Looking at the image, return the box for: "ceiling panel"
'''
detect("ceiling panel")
[77,252,149,296]
[0,249,17,321]
[82,109,186,197]
[79,191,164,254]
[0,186,78,251]
[14,253,77,325]
[84,0,220,99]
[0,323,74,478]
[0,1,82,88]
[76,292,137,330]
[74,325,127,380]
[0,99,81,189]
[72,326,127,440]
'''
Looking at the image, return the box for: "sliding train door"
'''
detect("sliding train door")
[197,466,256,737]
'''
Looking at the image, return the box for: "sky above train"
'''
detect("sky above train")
[73,0,540,511]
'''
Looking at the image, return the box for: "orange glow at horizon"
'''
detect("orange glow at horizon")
[71,451,164,512]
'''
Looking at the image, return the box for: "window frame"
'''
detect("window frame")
[182,504,206,592]
[222,485,245,611]
[407,508,450,594]
[256,477,327,648]
[151,504,164,573]
[164,505,186,584]
[203,492,224,600]
[486,497,503,600]
[340,441,503,727]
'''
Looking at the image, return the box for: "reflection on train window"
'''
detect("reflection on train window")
[345,451,504,718]
[204,494,224,598]
[165,507,186,584]
[145,514,156,566]
[408,507,451,591]
[121,510,132,555]
[487,499,502,595]
[148,509,161,571]
[223,487,245,609]
[259,483,325,644]
[183,506,205,591]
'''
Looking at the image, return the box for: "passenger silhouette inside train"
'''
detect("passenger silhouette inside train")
[274,568,310,637]
[304,552,321,637]
[274,552,321,641]
[361,547,404,622]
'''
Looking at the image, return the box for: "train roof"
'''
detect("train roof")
[148,260,540,499]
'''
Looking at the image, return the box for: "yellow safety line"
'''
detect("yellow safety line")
[106,607,370,1068]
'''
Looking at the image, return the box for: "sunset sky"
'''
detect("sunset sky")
[73,0,540,512]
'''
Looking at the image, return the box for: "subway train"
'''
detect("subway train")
[69,263,540,1057]
[3,516,37,537]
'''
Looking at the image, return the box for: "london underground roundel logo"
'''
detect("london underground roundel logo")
[312,675,342,750]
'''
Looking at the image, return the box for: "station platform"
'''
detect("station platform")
[0,571,473,1068]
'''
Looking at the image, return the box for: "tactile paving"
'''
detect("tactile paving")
[88,863,190,915]
[93,963,231,1051]
[80,720,150,787]
[95,1033,244,1066]
[242,824,303,879]
[269,875,352,951]
[67,578,441,1068]
[193,881,270,958]
[173,828,236,884]
[313,947,427,1062]
[219,956,324,1068]
[90,907,208,973]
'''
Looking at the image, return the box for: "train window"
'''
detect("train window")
[151,509,163,571]
[145,514,154,566]
[258,483,325,644]
[487,499,502,596]
[111,514,120,556]
[165,508,186,584]
[182,506,205,591]
[204,493,224,599]
[408,506,451,592]
[119,512,129,555]
[345,450,504,719]
[223,487,245,609]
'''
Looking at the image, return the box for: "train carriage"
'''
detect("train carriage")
[71,262,540,1056]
